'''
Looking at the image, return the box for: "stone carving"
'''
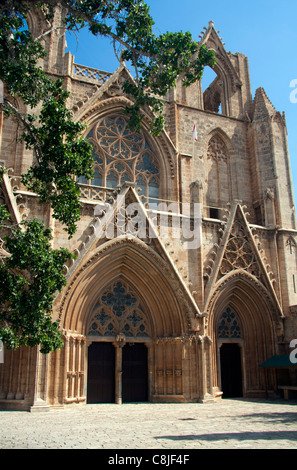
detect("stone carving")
[217,307,242,338]
[87,280,150,338]
[79,114,159,202]
[219,220,260,279]
[207,135,228,162]
[73,64,112,84]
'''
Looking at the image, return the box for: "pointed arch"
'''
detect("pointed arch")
[207,269,283,397]
[199,22,242,117]
[80,113,160,201]
[26,8,48,39]
[204,128,235,211]
[86,279,151,339]
[75,83,178,202]
[56,237,192,338]
[207,268,283,325]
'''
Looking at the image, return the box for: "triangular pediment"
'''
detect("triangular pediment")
[63,183,202,325]
[204,202,282,315]
[72,63,135,120]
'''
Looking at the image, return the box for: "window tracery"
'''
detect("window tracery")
[217,307,242,339]
[206,134,230,207]
[87,281,150,338]
[219,220,260,278]
[78,115,160,200]
[207,135,228,162]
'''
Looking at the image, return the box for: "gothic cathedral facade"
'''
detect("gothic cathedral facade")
[1,7,297,410]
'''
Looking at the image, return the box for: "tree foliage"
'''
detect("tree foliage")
[63,0,215,134]
[0,0,215,352]
[0,211,73,353]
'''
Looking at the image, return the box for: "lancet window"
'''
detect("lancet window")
[78,114,159,201]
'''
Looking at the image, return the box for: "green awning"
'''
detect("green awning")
[260,355,297,368]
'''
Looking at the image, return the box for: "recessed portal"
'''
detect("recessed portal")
[122,343,148,402]
[220,343,243,398]
[87,342,115,403]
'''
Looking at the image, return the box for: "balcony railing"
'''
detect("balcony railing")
[78,183,119,203]
[72,63,112,85]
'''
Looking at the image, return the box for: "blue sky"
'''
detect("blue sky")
[66,0,297,203]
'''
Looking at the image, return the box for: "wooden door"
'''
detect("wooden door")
[122,343,148,402]
[87,342,115,403]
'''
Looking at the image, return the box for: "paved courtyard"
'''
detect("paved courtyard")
[0,398,297,450]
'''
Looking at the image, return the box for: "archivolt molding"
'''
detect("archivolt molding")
[76,95,133,125]
[26,8,50,39]
[56,235,201,336]
[206,269,284,335]
[214,52,241,94]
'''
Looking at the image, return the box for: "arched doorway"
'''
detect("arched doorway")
[86,280,151,404]
[56,238,188,406]
[219,343,243,398]
[217,307,243,398]
[208,272,279,398]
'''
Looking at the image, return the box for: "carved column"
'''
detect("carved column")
[30,347,50,412]
[113,334,126,405]
[63,335,69,403]
[198,335,215,402]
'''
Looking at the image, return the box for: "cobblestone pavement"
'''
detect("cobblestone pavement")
[0,398,297,450]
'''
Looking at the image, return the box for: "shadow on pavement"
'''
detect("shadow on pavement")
[155,430,297,443]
